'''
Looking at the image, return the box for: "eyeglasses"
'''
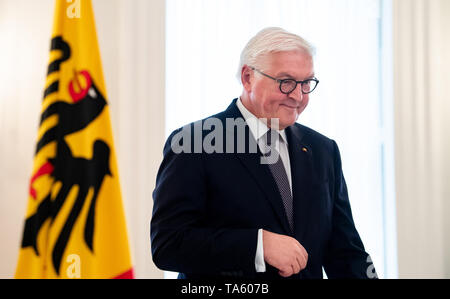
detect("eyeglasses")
[250,67,319,95]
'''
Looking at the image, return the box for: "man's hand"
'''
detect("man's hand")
[262,230,308,277]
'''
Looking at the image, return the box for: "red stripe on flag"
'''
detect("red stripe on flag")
[113,268,134,279]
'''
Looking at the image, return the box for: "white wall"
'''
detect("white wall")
[0,0,54,279]
[0,0,165,278]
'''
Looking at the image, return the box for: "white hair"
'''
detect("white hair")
[236,27,315,81]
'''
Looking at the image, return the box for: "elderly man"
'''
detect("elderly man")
[151,27,376,279]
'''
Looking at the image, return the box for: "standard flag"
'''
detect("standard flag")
[15,0,134,279]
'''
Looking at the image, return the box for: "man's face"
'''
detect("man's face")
[242,50,314,129]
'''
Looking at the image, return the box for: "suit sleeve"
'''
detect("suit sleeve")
[323,140,377,279]
[150,128,258,275]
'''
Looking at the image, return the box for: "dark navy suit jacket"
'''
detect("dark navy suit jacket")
[151,99,376,279]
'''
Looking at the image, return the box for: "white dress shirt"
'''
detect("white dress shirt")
[236,98,293,273]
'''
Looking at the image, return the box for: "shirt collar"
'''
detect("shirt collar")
[236,97,288,144]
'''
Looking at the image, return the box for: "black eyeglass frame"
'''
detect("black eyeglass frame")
[250,67,319,95]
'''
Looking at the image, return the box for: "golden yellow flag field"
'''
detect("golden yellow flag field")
[15,0,134,279]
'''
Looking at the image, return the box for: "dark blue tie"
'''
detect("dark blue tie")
[264,130,294,232]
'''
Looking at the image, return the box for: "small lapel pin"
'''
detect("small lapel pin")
[302,147,308,153]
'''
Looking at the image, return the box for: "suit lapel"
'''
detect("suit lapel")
[285,125,314,242]
[235,151,293,234]
[223,99,293,234]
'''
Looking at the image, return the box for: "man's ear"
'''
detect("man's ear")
[241,65,253,92]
